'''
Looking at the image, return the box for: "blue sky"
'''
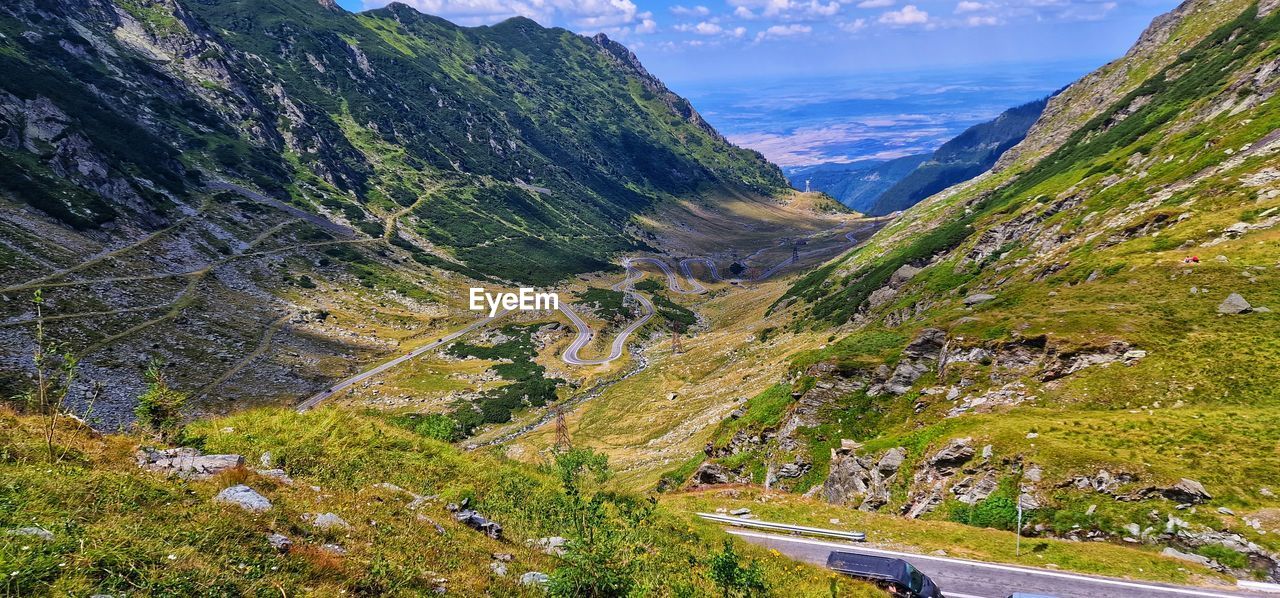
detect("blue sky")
[334,0,1179,166]
[335,0,1180,84]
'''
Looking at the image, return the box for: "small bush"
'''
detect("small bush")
[134,361,189,440]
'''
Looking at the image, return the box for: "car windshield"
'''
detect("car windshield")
[904,563,925,592]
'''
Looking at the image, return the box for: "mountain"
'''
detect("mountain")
[0,0,798,426]
[788,97,1047,217]
[0,0,784,284]
[865,97,1049,216]
[785,154,931,213]
[690,0,1280,579]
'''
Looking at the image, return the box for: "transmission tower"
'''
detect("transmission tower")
[671,321,684,354]
[792,242,799,263]
[553,406,571,452]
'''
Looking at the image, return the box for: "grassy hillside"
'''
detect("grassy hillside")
[0,405,880,596]
[662,0,1280,581]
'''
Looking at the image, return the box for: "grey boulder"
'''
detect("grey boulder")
[1217,293,1252,314]
[214,485,271,512]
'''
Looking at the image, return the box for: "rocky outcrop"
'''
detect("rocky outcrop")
[1059,469,1138,495]
[447,498,502,539]
[692,462,730,485]
[871,328,946,396]
[1138,478,1213,504]
[822,444,907,512]
[1218,293,1253,314]
[136,447,244,480]
[901,437,975,518]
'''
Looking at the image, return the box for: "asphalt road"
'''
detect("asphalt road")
[729,530,1271,598]
[559,258,655,365]
[630,256,707,294]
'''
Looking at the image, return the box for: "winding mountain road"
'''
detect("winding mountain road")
[297,222,871,408]
[559,259,656,365]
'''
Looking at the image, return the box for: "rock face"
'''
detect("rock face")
[930,438,975,468]
[136,447,244,479]
[963,293,996,306]
[214,485,271,512]
[876,328,946,396]
[901,438,976,518]
[1218,293,1253,314]
[692,462,730,485]
[1144,478,1213,504]
[822,445,907,511]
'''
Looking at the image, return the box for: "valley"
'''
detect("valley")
[3,0,1280,594]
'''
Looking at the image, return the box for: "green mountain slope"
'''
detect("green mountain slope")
[0,0,784,284]
[0,0,796,427]
[691,0,1280,580]
[868,98,1049,216]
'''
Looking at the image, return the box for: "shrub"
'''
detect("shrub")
[708,539,767,597]
[134,361,189,440]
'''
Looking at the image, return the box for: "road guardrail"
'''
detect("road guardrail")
[696,512,867,542]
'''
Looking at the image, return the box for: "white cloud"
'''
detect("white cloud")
[669,4,710,16]
[728,0,840,20]
[856,0,894,8]
[754,23,812,41]
[954,0,994,12]
[839,17,867,31]
[733,5,756,17]
[673,19,747,38]
[878,4,928,25]
[370,0,644,30]
[964,14,1000,24]
[694,20,723,34]
[1051,0,1117,21]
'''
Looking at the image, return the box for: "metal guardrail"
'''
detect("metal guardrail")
[696,512,866,542]
[1239,581,1280,594]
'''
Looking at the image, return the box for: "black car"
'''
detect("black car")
[826,551,942,598]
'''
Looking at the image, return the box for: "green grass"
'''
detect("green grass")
[708,383,796,449]
[0,407,881,597]
[442,324,564,436]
